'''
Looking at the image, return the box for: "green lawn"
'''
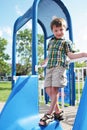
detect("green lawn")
[0,82,11,102]
[0,81,83,104]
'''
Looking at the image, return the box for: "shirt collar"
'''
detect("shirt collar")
[54,37,65,40]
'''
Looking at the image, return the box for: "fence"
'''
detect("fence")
[38,67,87,106]
[74,67,87,104]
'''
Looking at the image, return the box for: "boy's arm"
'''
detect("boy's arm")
[41,58,48,67]
[67,52,87,60]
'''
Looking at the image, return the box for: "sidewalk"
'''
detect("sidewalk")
[0,102,77,130]
[0,102,5,112]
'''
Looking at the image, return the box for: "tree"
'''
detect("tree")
[74,61,87,68]
[16,29,44,75]
[0,37,11,75]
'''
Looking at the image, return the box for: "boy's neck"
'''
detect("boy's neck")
[54,36,65,40]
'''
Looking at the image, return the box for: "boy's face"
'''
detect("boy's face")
[52,25,66,39]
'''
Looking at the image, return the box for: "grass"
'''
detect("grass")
[0,82,11,102]
[0,81,83,104]
[76,82,83,99]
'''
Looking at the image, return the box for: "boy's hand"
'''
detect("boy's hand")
[41,58,48,67]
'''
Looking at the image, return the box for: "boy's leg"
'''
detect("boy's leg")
[45,87,61,113]
[46,87,64,121]
[39,87,57,126]
[39,87,63,126]
[46,87,59,114]
[39,87,53,126]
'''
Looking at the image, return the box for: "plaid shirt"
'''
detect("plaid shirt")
[47,37,74,68]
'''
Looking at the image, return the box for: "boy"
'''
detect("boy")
[39,17,87,126]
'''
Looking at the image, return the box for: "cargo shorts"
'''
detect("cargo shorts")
[44,66,67,88]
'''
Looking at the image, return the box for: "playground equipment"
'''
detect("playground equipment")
[73,74,87,130]
[0,0,76,129]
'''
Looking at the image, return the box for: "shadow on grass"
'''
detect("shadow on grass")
[0,87,11,91]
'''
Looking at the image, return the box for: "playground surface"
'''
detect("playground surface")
[0,102,77,130]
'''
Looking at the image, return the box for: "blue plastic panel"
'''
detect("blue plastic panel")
[73,77,87,130]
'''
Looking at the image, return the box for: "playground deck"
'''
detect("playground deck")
[0,102,77,130]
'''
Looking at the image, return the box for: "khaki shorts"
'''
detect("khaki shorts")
[44,66,67,88]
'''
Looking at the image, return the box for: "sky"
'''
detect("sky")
[0,0,87,63]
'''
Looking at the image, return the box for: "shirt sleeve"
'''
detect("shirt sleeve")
[47,38,54,50]
[47,41,50,50]
[64,40,76,55]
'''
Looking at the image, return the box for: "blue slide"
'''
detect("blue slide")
[0,76,63,130]
[73,77,87,130]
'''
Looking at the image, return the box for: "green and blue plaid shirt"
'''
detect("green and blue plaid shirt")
[47,37,74,68]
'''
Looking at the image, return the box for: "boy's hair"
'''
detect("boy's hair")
[50,17,67,30]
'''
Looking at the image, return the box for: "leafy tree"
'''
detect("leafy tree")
[16,29,44,75]
[0,37,11,75]
[74,61,87,68]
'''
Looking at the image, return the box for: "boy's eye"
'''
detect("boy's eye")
[53,30,57,33]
